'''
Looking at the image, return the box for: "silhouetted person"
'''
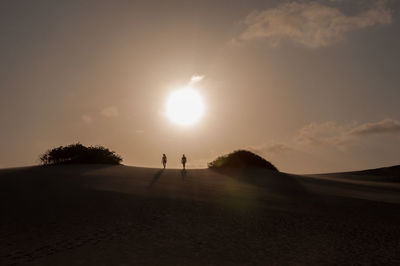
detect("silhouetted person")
[162,154,167,169]
[181,154,187,170]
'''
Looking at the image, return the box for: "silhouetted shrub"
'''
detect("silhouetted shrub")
[39,143,122,165]
[208,150,278,171]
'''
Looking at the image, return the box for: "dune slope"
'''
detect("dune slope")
[0,165,400,265]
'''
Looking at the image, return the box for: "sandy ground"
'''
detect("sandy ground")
[0,165,399,265]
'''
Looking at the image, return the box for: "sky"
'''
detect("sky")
[0,0,399,173]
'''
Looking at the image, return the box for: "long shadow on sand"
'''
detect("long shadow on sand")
[148,169,164,188]
[180,169,187,180]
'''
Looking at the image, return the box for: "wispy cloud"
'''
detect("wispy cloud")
[252,143,294,155]
[296,121,348,146]
[82,115,93,124]
[296,118,400,146]
[101,106,119,118]
[238,0,392,48]
[189,75,204,85]
[348,118,400,136]
[250,118,400,173]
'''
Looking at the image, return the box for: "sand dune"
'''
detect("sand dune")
[1,165,400,265]
[310,165,400,183]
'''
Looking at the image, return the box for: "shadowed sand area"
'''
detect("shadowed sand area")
[1,165,400,265]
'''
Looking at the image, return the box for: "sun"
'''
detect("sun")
[166,88,204,126]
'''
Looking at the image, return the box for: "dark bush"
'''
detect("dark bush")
[39,143,122,165]
[208,150,278,171]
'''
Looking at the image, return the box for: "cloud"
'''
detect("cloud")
[296,121,348,146]
[296,118,400,147]
[189,75,204,85]
[82,115,93,124]
[252,143,294,155]
[253,119,400,157]
[251,118,400,173]
[238,0,392,48]
[348,118,400,136]
[249,141,335,174]
[101,106,119,118]
[257,118,400,155]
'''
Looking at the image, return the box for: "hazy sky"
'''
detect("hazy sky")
[1,0,399,173]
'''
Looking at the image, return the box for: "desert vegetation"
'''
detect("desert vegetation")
[39,143,122,165]
[208,150,278,171]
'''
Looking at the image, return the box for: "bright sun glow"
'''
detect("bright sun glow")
[167,88,204,126]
